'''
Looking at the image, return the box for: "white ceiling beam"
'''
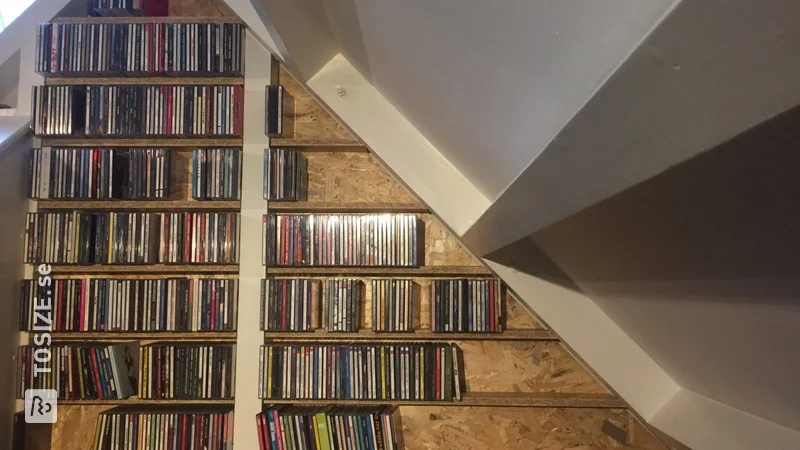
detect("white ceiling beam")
[308,54,490,233]
[462,0,800,257]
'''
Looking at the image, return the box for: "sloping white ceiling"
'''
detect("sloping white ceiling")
[531,105,800,433]
[320,0,677,198]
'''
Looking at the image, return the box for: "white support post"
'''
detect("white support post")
[233,29,269,449]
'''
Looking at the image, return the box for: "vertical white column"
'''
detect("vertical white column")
[234,29,270,449]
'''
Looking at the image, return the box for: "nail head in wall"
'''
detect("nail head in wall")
[336,85,346,97]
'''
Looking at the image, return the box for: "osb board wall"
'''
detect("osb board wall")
[171,0,233,17]
[398,407,666,450]
[279,68,359,143]
[506,293,540,329]
[305,152,418,204]
[44,405,110,450]
[458,342,607,394]
[421,215,481,267]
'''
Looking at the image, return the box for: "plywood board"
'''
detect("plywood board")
[421,215,481,267]
[305,152,417,203]
[278,67,359,143]
[458,341,607,394]
[49,405,111,450]
[398,407,667,450]
[506,293,541,329]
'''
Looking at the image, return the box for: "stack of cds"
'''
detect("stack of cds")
[158,212,239,264]
[23,211,239,264]
[139,343,236,399]
[30,86,86,136]
[371,279,416,332]
[89,0,144,16]
[16,342,139,400]
[431,279,503,333]
[259,342,463,401]
[192,148,242,200]
[256,407,400,450]
[83,85,243,136]
[265,85,294,137]
[263,148,306,201]
[36,22,244,74]
[29,148,170,200]
[260,279,320,332]
[325,279,363,332]
[24,212,159,264]
[126,148,171,199]
[263,214,420,267]
[93,407,234,450]
[19,278,238,332]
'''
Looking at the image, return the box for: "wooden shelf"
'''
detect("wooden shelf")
[270,139,366,151]
[50,17,243,24]
[45,77,243,85]
[51,332,236,342]
[264,329,556,342]
[41,138,242,147]
[38,200,241,211]
[59,398,234,405]
[263,393,624,408]
[266,266,491,276]
[47,264,239,274]
[267,202,428,213]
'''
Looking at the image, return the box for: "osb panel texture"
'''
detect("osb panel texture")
[397,407,667,450]
[506,293,540,329]
[171,0,233,17]
[170,149,194,201]
[279,67,359,143]
[458,341,607,394]
[49,405,112,450]
[306,152,417,204]
[421,215,481,267]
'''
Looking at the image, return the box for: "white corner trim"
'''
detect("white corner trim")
[485,259,679,421]
[307,54,490,234]
[652,389,800,450]
[232,32,271,450]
